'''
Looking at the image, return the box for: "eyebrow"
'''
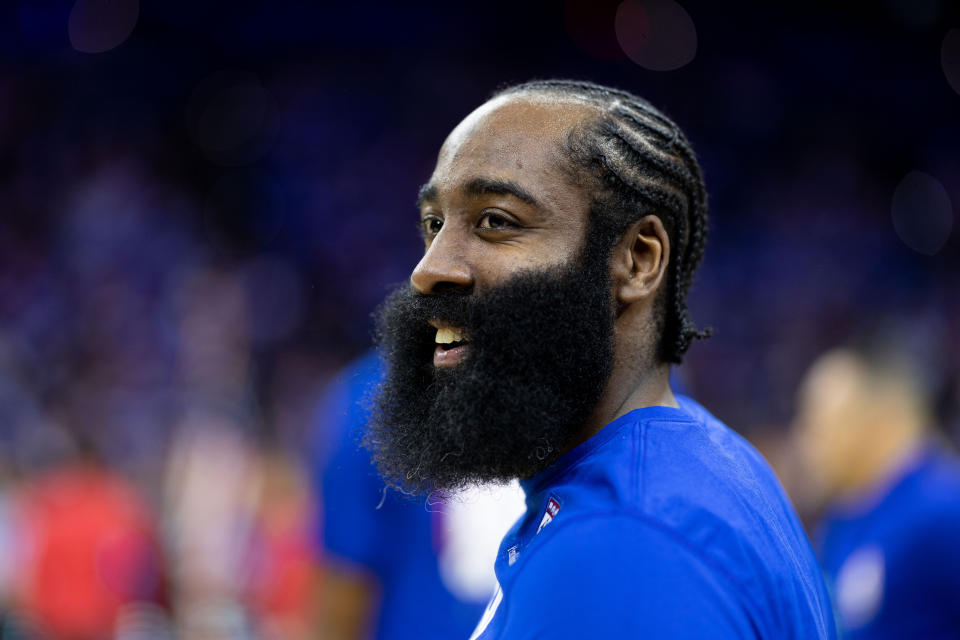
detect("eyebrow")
[416,183,438,208]
[416,177,539,208]
[464,177,537,205]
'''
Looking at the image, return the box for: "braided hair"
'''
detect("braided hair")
[495,79,711,364]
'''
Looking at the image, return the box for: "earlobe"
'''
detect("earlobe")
[614,215,669,306]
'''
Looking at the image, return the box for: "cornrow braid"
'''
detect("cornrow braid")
[495,79,711,363]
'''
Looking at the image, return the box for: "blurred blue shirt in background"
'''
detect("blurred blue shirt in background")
[818,445,960,639]
[313,351,503,639]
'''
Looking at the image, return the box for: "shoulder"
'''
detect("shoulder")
[635,397,802,539]
[545,399,833,636]
[521,511,747,594]
[639,396,776,494]
[498,512,758,638]
[564,397,816,583]
[623,399,806,571]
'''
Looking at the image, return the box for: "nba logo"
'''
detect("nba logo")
[536,496,562,534]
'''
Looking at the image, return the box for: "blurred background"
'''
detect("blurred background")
[0,0,958,638]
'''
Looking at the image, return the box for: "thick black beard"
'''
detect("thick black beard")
[365,244,615,495]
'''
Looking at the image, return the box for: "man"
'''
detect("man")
[794,334,960,638]
[365,79,834,638]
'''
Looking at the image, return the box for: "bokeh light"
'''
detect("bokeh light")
[564,0,627,61]
[68,0,139,54]
[186,71,278,167]
[885,0,943,30]
[891,170,954,256]
[615,0,697,72]
[941,29,960,96]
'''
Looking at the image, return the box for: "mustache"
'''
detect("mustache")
[375,285,480,339]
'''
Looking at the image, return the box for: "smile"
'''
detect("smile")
[431,321,470,367]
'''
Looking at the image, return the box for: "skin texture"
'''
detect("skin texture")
[414,94,677,449]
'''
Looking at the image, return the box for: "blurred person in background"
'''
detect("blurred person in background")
[246,449,317,640]
[164,265,318,640]
[14,431,168,640]
[164,267,266,640]
[794,329,960,638]
[312,350,524,640]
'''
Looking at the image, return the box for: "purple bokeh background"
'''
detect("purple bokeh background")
[0,1,957,636]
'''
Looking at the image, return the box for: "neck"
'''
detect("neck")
[571,361,677,449]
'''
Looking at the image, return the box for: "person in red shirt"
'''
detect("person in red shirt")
[16,453,167,640]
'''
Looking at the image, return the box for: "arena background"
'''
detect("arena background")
[0,1,958,638]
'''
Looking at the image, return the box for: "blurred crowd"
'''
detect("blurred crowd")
[0,154,320,637]
[0,0,958,638]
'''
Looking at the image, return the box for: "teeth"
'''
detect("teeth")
[435,327,465,344]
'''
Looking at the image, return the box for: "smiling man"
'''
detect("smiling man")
[364,80,835,639]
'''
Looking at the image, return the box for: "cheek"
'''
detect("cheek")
[469,254,526,292]
[523,225,590,271]
[470,242,579,291]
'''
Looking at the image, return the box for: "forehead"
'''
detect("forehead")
[429,94,598,201]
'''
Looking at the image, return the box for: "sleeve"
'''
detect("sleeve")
[496,514,758,639]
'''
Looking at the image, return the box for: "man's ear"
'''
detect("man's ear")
[610,215,670,306]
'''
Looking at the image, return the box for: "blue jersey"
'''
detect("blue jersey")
[818,445,960,639]
[314,352,488,640]
[471,396,835,639]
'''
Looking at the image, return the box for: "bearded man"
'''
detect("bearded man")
[365,80,835,639]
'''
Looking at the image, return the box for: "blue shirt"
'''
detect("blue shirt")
[314,351,487,640]
[818,445,960,639]
[471,396,835,639]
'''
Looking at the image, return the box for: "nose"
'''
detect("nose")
[410,229,473,295]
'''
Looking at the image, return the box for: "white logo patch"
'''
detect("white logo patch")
[835,545,885,630]
[437,480,526,602]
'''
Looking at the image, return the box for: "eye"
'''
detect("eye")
[477,211,516,231]
[421,215,443,237]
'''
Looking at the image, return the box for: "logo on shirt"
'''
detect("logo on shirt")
[536,496,562,534]
[507,544,520,566]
